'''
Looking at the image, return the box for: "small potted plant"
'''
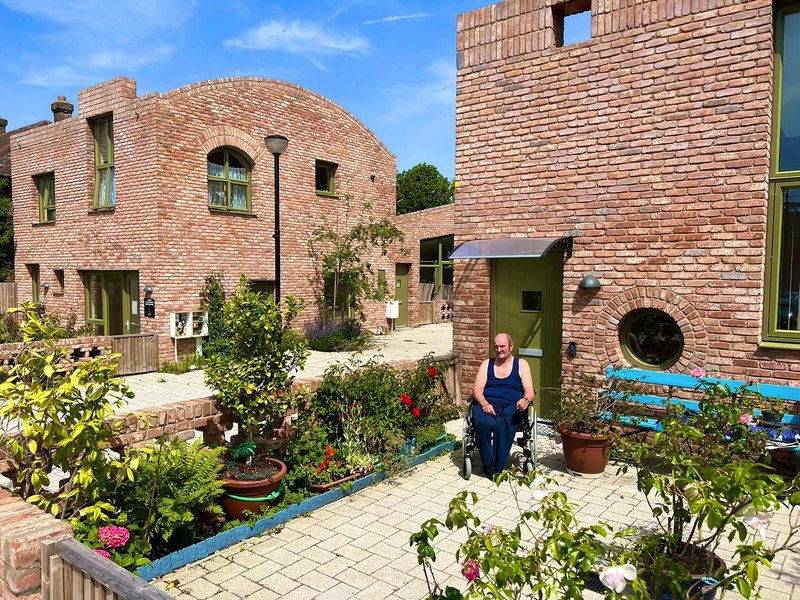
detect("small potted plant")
[204,276,309,520]
[550,372,637,476]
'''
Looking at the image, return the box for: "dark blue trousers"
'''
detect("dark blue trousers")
[473,399,523,476]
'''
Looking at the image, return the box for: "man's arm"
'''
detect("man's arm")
[516,359,535,411]
[472,359,495,415]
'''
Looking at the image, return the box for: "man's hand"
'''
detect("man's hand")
[516,398,531,411]
[480,402,496,416]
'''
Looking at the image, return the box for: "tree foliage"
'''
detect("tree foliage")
[0,177,13,281]
[310,196,404,323]
[396,163,454,215]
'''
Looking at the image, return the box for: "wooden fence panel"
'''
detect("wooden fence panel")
[112,333,159,375]
[419,302,435,325]
[0,281,16,312]
[41,538,168,600]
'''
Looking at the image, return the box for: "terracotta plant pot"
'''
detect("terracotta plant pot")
[221,457,287,521]
[558,428,612,477]
[310,468,373,493]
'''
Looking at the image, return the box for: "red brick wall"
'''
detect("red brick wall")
[454,0,788,393]
[394,203,454,326]
[11,78,397,361]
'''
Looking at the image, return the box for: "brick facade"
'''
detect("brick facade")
[454,0,794,394]
[10,77,399,361]
[394,203,454,327]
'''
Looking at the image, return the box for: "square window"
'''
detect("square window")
[553,0,592,47]
[521,290,543,312]
[315,161,337,195]
[250,280,275,296]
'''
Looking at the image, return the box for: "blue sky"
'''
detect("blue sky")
[0,1,591,180]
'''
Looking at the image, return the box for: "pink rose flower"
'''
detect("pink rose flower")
[461,560,480,582]
[97,525,130,549]
[739,413,753,425]
[690,367,706,378]
[599,564,637,593]
[94,549,111,559]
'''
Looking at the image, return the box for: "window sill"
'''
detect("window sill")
[32,221,55,227]
[89,207,116,214]
[759,340,800,351]
[52,291,64,297]
[208,207,257,217]
[315,191,338,199]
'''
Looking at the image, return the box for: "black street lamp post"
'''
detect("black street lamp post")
[265,135,289,302]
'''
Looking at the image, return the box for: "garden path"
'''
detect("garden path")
[121,323,453,413]
[152,433,800,600]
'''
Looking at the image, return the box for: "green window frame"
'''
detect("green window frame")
[35,172,55,223]
[763,4,800,345]
[92,116,115,208]
[315,160,337,195]
[28,264,40,303]
[207,148,251,212]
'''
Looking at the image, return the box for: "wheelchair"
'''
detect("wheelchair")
[461,395,538,479]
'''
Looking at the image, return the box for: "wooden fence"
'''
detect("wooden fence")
[112,334,159,375]
[41,538,171,600]
[0,281,16,313]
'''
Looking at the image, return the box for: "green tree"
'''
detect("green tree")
[0,178,13,281]
[396,163,454,215]
[310,196,404,323]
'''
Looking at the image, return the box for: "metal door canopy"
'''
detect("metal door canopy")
[449,237,572,259]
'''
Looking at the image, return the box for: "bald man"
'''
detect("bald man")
[471,333,535,478]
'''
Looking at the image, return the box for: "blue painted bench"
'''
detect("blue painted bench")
[604,367,800,469]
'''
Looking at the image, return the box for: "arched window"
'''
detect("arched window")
[208,148,251,211]
[619,309,684,370]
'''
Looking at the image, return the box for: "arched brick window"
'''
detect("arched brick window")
[207,148,251,212]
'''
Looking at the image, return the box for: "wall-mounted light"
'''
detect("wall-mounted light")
[144,286,153,295]
[42,282,49,290]
[370,173,376,182]
[578,274,601,290]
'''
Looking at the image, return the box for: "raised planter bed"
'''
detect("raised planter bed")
[310,467,374,493]
[137,438,456,581]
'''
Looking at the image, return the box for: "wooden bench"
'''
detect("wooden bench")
[604,367,800,469]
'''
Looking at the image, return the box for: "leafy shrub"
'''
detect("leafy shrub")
[305,318,372,352]
[199,271,231,360]
[113,438,225,557]
[160,354,202,374]
[0,303,134,522]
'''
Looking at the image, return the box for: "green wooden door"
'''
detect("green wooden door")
[84,271,139,335]
[395,264,409,327]
[491,255,563,416]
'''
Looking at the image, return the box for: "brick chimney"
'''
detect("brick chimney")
[0,118,7,134]
[51,96,74,122]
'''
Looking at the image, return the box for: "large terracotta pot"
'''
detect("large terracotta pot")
[221,457,287,520]
[558,428,612,477]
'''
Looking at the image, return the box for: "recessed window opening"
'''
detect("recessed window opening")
[619,308,684,370]
[54,269,65,294]
[553,0,592,47]
[315,160,337,195]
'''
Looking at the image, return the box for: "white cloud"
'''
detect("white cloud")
[1,0,194,86]
[363,13,430,25]
[381,59,455,124]
[224,19,369,62]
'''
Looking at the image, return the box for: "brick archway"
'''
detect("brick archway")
[594,287,708,372]
[198,126,268,164]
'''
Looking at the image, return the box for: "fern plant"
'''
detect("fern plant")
[114,438,226,557]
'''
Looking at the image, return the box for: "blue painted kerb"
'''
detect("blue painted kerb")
[137,440,456,581]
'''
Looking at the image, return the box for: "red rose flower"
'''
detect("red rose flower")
[412,407,421,418]
[428,367,438,378]
[400,393,413,406]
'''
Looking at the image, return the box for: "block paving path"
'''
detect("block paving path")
[153,435,800,600]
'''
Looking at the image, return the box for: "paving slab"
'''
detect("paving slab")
[154,432,800,599]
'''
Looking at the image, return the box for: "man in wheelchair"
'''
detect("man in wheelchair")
[470,333,535,478]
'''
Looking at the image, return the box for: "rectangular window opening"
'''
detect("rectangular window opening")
[315,160,337,195]
[27,264,40,303]
[250,280,275,297]
[553,0,592,47]
[54,269,65,294]
[91,115,116,209]
[35,172,55,223]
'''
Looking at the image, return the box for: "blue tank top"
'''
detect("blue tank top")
[485,358,524,406]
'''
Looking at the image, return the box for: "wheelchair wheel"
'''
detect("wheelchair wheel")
[463,455,472,480]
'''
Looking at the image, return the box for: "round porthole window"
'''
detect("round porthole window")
[619,309,684,370]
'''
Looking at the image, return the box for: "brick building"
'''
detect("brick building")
[453,0,799,413]
[10,77,402,361]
